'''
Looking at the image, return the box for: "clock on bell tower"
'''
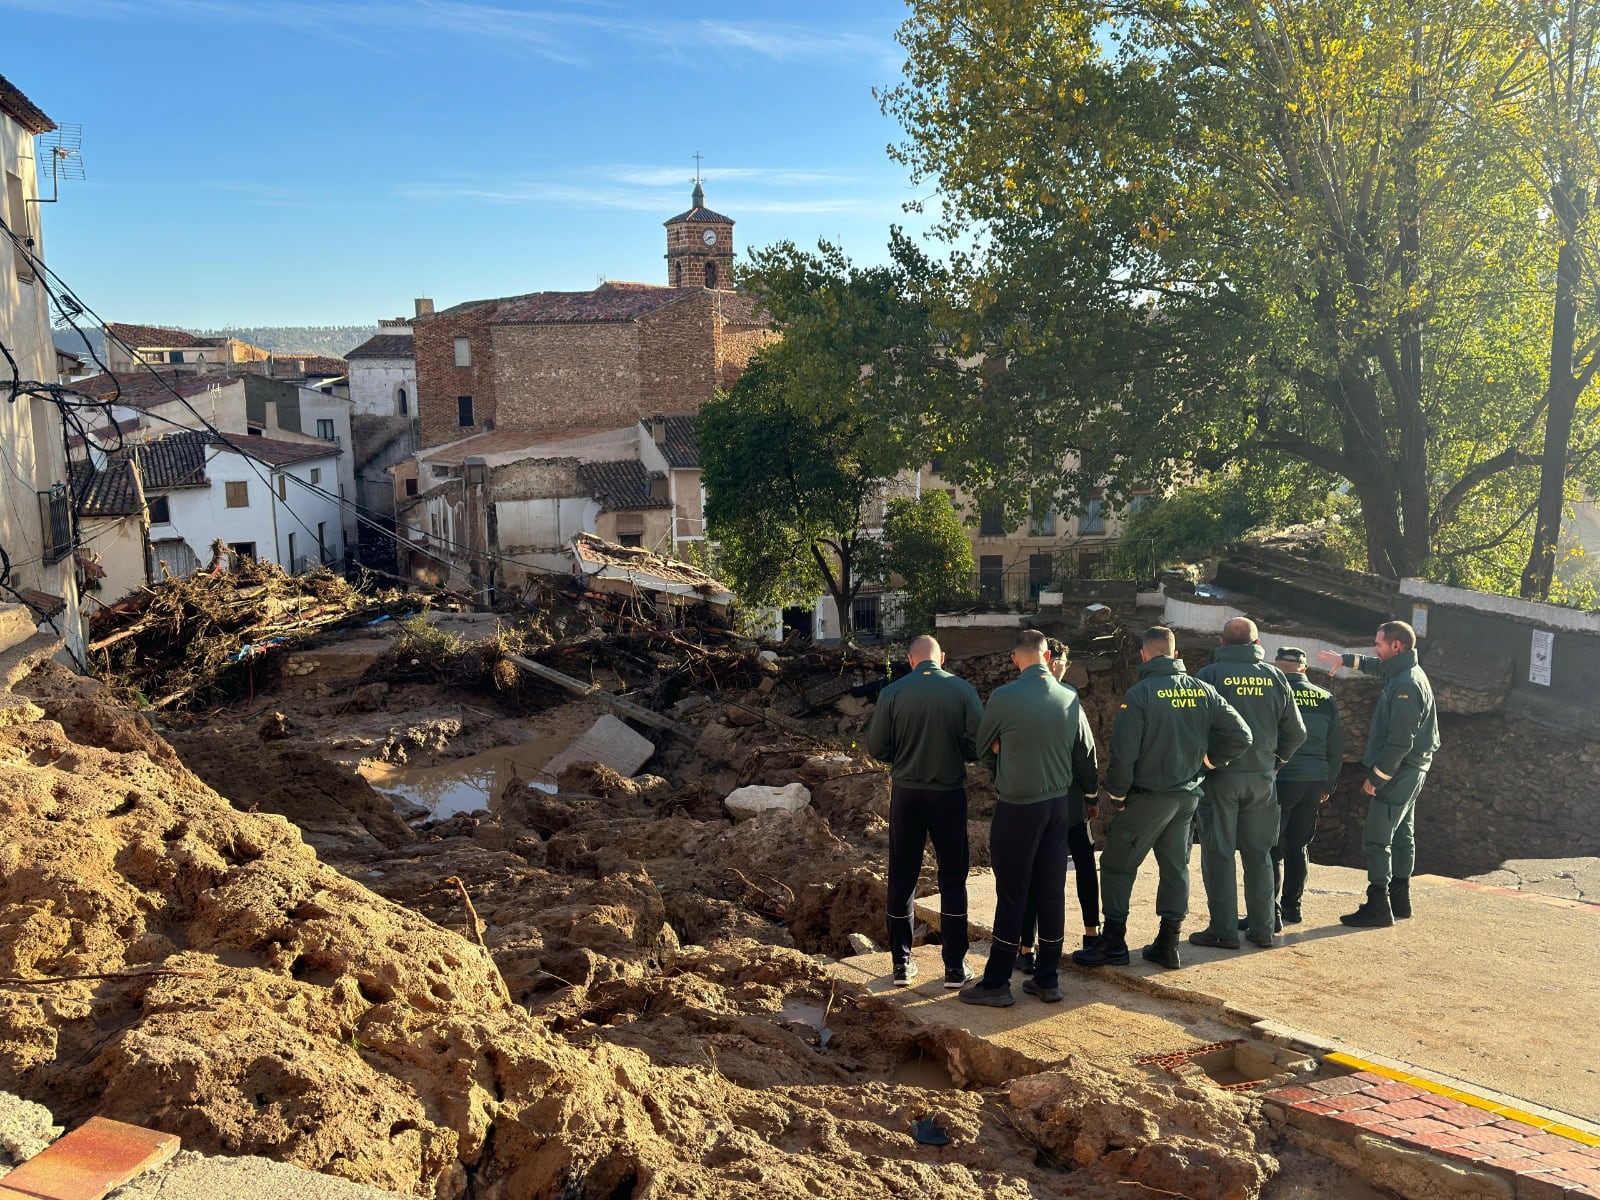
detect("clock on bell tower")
[664,172,735,289]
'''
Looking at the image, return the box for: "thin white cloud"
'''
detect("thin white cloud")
[601,165,856,189]
[0,0,893,67]
[400,172,899,216]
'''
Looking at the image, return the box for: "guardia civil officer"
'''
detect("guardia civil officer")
[1317,621,1438,926]
[865,634,984,987]
[1074,627,1253,972]
[959,629,1098,1007]
[1271,647,1344,925]
[1192,617,1306,949]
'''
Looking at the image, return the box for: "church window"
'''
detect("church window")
[396,386,408,415]
[704,260,718,287]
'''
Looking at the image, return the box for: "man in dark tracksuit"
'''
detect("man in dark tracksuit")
[959,628,1098,1007]
[1193,618,1306,949]
[1319,620,1439,926]
[1271,647,1344,925]
[865,634,984,987]
[1074,626,1253,972]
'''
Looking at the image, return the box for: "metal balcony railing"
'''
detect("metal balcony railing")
[38,485,73,565]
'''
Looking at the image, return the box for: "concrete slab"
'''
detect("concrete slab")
[543,713,655,779]
[918,852,1600,1125]
[828,943,1247,1073]
[108,1150,415,1199]
[1470,857,1600,903]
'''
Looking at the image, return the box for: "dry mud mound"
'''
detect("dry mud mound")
[1,660,1285,1199]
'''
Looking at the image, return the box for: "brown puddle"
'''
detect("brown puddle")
[359,736,568,819]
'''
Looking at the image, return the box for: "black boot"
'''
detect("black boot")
[1141,919,1182,970]
[1389,878,1412,920]
[1340,885,1395,928]
[1072,920,1130,967]
[1281,852,1307,925]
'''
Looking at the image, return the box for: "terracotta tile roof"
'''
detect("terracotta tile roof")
[270,354,347,378]
[74,431,211,517]
[73,370,233,409]
[345,334,416,360]
[576,459,671,511]
[0,73,54,135]
[570,532,731,599]
[645,414,700,469]
[230,434,343,466]
[491,282,698,326]
[665,185,734,226]
[104,323,222,350]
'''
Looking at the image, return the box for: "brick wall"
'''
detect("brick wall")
[491,321,643,437]
[414,302,499,449]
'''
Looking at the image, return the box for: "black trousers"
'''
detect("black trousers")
[886,785,970,970]
[1275,778,1323,909]
[982,794,1072,989]
[1022,820,1099,944]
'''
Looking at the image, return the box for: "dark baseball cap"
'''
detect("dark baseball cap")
[1274,647,1308,665]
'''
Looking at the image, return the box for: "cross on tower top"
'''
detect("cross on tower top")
[692,151,704,185]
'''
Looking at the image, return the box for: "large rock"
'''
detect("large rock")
[723,782,811,821]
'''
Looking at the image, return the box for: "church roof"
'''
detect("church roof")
[490,283,699,326]
[345,334,416,360]
[665,181,733,226]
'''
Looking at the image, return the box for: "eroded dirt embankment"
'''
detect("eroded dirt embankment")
[0,651,1302,1200]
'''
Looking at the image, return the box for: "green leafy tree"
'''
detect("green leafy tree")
[880,491,974,634]
[883,0,1562,584]
[699,240,956,637]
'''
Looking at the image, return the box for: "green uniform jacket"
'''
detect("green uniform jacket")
[864,660,983,790]
[1196,644,1306,774]
[1105,656,1253,801]
[1342,648,1440,789]
[1278,674,1344,788]
[976,665,1099,805]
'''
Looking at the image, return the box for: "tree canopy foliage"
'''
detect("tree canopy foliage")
[880,491,974,633]
[881,0,1600,595]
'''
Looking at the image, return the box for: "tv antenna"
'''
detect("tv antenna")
[31,124,86,204]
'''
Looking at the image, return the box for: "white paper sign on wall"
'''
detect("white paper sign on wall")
[1529,629,1554,687]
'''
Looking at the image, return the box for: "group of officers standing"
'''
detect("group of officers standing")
[864,618,1439,1007]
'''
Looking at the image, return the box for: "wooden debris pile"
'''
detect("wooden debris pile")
[88,556,375,711]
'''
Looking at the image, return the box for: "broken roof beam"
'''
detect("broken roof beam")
[505,654,695,743]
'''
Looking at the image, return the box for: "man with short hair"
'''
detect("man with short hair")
[958,628,1098,1007]
[1318,621,1438,927]
[1192,617,1306,949]
[1074,627,1253,972]
[1272,647,1344,925]
[866,634,984,987]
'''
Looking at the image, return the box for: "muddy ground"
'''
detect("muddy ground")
[0,617,1397,1199]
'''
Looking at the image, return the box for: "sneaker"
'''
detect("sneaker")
[1188,929,1241,950]
[1021,978,1063,1003]
[1014,950,1035,975]
[943,962,974,988]
[957,981,1015,1007]
[892,960,919,987]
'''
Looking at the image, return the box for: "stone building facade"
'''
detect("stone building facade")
[412,185,771,451]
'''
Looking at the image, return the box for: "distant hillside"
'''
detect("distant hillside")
[55,325,380,364]
[197,327,379,358]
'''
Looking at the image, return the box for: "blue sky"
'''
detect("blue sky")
[2,0,929,328]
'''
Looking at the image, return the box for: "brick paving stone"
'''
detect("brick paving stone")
[1409,1130,1477,1148]
[1368,1081,1427,1100]
[1534,1152,1600,1172]
[1497,1120,1547,1134]
[1320,1094,1385,1113]
[1,1116,179,1200]
[1557,1165,1600,1194]
[1380,1098,1451,1119]
[1299,1101,1340,1115]
[1349,1071,1389,1084]
[1335,1109,1397,1128]
[1391,1117,1463,1136]
[1266,1086,1320,1103]
[1522,1135,1600,1155]
[1485,1156,1552,1171]
[1437,1107,1504,1128]
[1311,1076,1372,1096]
[1463,1124,1533,1144]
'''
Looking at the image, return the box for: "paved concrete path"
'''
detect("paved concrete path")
[903,852,1600,1126]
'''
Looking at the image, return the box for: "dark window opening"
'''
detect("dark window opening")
[979,502,1006,537]
[979,554,1004,599]
[228,541,256,564]
[617,532,643,548]
[1029,553,1053,598]
[457,395,474,426]
[146,495,171,524]
[704,260,718,287]
[851,594,881,636]
[404,477,418,497]
[396,387,408,416]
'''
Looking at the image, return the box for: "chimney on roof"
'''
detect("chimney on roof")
[415,298,435,318]
[649,472,669,502]
[651,413,666,446]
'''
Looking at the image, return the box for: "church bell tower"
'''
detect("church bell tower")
[664,168,735,289]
